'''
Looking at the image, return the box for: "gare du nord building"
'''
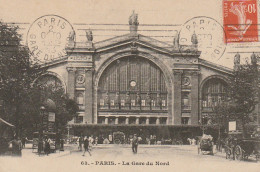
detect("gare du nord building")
[37,14,235,142]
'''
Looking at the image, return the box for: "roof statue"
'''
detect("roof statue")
[68,31,75,42]
[129,10,139,26]
[251,52,257,65]
[172,30,179,49]
[129,11,139,34]
[234,52,240,65]
[191,31,198,45]
[86,29,93,42]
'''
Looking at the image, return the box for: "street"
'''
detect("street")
[1,144,260,172]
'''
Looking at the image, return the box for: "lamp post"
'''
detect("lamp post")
[38,106,45,155]
[66,125,72,144]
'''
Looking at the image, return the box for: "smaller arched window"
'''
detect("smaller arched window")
[36,74,64,90]
[202,78,227,108]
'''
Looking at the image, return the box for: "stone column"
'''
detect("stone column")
[166,117,169,125]
[146,117,150,125]
[67,67,76,99]
[115,117,119,125]
[190,71,200,125]
[105,117,108,124]
[156,117,160,125]
[173,70,183,124]
[125,117,129,124]
[136,117,140,125]
[85,68,93,124]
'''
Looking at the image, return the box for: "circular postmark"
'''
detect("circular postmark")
[27,15,76,63]
[178,16,226,62]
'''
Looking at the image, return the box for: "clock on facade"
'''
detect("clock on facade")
[130,80,137,87]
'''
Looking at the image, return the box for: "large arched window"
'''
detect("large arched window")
[201,78,227,125]
[202,78,227,108]
[98,56,168,111]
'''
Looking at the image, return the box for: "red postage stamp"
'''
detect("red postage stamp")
[223,0,258,43]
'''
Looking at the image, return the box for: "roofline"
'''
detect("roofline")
[199,58,233,75]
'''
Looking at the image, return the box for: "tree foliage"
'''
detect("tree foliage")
[0,21,45,134]
[26,84,79,134]
[0,21,79,136]
[227,62,259,136]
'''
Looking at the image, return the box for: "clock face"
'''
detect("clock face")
[130,80,137,87]
[27,15,75,63]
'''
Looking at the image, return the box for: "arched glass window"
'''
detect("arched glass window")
[36,74,64,90]
[202,78,227,108]
[98,56,168,112]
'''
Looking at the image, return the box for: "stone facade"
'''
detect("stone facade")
[43,27,234,127]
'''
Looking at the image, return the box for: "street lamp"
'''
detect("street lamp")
[38,106,45,155]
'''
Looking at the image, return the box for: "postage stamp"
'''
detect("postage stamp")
[223,0,258,43]
[26,15,75,63]
[178,16,226,61]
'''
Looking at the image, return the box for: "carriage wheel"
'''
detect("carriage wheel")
[234,145,243,161]
[226,148,232,159]
[114,139,121,144]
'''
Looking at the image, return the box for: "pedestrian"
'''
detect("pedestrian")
[132,134,139,154]
[11,137,22,156]
[21,137,26,148]
[78,136,83,151]
[89,135,94,150]
[82,136,92,156]
[95,136,98,146]
[44,136,51,156]
[60,138,64,151]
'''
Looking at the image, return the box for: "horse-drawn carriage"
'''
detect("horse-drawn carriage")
[113,131,125,144]
[197,135,214,155]
[224,131,260,161]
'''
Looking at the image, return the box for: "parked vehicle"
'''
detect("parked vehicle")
[113,131,125,144]
[224,130,260,161]
[198,135,214,155]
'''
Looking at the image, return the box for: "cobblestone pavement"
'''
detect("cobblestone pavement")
[1,144,260,172]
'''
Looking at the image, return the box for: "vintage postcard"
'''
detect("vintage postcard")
[0,0,260,172]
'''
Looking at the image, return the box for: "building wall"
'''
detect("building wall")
[45,39,232,126]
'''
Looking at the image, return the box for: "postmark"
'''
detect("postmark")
[178,16,226,61]
[223,0,258,43]
[27,15,76,63]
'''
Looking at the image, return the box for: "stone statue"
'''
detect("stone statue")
[86,29,93,41]
[129,10,139,26]
[68,31,75,42]
[234,52,240,65]
[191,31,198,45]
[251,52,257,65]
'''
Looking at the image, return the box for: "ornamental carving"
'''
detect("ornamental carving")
[182,77,191,86]
[76,74,85,84]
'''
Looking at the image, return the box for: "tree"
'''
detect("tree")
[228,61,259,137]
[31,84,79,134]
[0,21,45,136]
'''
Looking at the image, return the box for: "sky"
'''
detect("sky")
[1,0,260,68]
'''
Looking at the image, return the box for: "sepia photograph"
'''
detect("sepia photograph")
[0,0,260,172]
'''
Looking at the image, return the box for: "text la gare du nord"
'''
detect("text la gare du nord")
[81,160,170,166]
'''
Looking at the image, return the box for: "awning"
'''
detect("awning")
[0,118,15,127]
